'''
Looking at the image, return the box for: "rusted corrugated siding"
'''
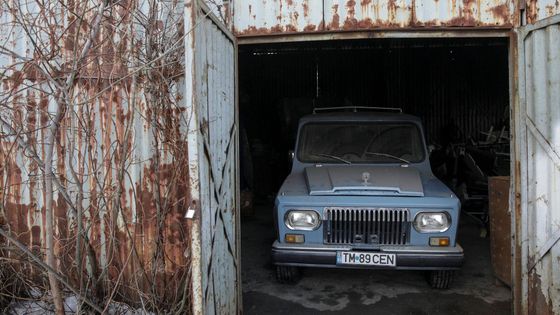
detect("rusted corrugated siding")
[515,14,560,315]
[526,0,560,24]
[323,0,515,29]
[233,0,324,35]
[232,0,516,36]
[0,0,194,310]
[185,1,239,313]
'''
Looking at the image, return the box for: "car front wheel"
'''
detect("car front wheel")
[275,265,301,284]
[427,270,455,289]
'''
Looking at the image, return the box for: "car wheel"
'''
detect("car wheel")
[427,270,454,289]
[275,265,301,284]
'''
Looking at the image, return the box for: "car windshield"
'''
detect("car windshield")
[297,122,425,164]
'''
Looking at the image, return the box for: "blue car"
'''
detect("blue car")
[272,108,464,289]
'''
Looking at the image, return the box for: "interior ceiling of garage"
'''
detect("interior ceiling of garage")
[239,38,510,147]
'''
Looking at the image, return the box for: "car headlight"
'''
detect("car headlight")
[284,210,321,231]
[413,212,451,233]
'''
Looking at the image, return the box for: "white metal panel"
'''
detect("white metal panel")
[233,0,324,35]
[323,0,514,28]
[232,0,514,36]
[202,0,232,27]
[515,13,560,315]
[526,0,560,24]
[185,1,239,314]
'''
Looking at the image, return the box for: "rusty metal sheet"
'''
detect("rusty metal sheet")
[488,176,512,287]
[526,0,560,24]
[232,0,515,37]
[515,13,560,315]
[0,0,195,310]
[185,1,239,314]
[233,0,325,35]
[323,0,514,29]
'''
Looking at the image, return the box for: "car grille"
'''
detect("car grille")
[323,207,411,245]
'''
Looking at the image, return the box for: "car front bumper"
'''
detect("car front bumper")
[272,241,464,270]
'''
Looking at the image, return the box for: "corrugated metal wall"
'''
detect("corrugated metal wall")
[0,0,196,310]
[185,1,240,314]
[515,13,560,315]
[232,0,560,36]
[232,0,517,36]
[527,0,560,24]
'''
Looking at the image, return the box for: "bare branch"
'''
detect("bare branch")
[0,227,103,313]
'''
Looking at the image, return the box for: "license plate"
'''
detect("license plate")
[337,251,396,266]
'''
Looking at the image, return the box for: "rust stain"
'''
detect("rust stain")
[545,4,556,16]
[271,24,284,33]
[229,0,515,34]
[304,23,317,31]
[357,18,375,28]
[526,0,538,23]
[360,0,372,17]
[292,11,299,22]
[488,3,512,26]
[344,0,359,29]
[451,0,458,17]
[528,271,554,315]
[329,4,340,29]
[1,0,194,306]
[285,24,297,33]
[388,0,399,23]
[410,0,418,26]
[278,0,284,23]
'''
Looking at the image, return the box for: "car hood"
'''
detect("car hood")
[304,165,424,197]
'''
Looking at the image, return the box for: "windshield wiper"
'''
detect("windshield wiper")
[314,153,352,164]
[364,152,410,164]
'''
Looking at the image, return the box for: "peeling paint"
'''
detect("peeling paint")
[233,0,523,36]
[0,0,194,309]
[527,0,560,23]
[517,14,560,315]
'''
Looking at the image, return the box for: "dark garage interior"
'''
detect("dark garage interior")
[238,38,512,314]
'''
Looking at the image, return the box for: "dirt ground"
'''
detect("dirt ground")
[241,204,512,315]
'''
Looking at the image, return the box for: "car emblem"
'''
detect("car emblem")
[362,172,370,185]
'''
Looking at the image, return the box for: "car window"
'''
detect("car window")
[297,122,425,164]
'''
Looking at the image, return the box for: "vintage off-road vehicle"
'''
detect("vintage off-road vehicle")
[272,107,464,289]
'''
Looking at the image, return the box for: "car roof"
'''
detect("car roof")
[299,112,423,125]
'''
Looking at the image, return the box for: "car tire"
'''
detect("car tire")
[275,265,301,284]
[427,270,454,289]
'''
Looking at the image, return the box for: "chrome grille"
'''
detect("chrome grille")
[323,208,411,245]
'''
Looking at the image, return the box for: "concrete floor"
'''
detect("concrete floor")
[241,204,512,315]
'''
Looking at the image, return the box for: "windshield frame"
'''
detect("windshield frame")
[296,121,427,165]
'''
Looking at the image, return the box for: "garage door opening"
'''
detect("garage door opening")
[238,37,512,313]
